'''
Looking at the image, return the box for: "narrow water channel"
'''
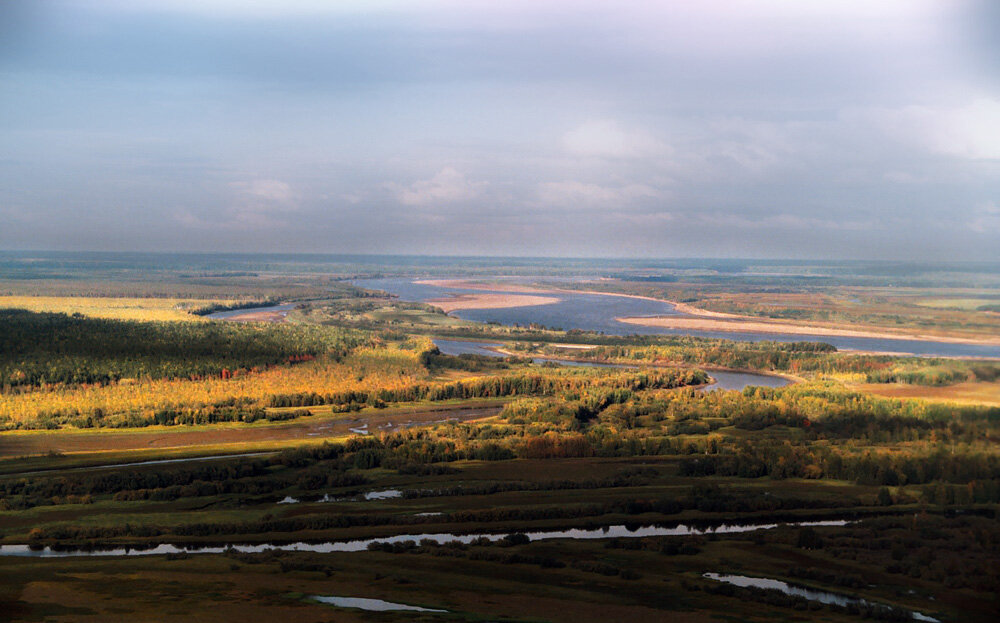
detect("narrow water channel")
[432,338,791,392]
[0,519,848,558]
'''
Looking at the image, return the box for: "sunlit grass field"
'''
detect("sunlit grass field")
[0,345,430,427]
[914,297,998,311]
[1,273,999,622]
[852,381,1000,406]
[0,296,218,322]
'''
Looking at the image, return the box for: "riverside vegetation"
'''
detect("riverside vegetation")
[1,254,999,621]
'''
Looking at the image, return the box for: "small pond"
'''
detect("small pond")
[310,595,447,613]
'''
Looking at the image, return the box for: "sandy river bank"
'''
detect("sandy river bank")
[416,278,1000,347]
[616,315,1000,346]
[424,292,561,312]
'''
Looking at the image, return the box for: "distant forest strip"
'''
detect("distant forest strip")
[517,341,1000,387]
[187,298,285,316]
[2,362,708,430]
[0,278,335,300]
[0,309,370,389]
[269,368,709,409]
[0,346,429,430]
[9,379,1000,515]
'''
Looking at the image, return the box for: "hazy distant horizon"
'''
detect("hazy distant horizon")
[2,1,998,260]
[4,248,1000,270]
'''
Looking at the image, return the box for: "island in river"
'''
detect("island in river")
[403,278,1000,356]
[426,292,560,313]
[615,314,1000,346]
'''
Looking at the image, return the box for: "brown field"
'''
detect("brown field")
[853,381,1000,406]
[0,403,503,460]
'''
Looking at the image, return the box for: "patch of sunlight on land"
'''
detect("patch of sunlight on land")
[367,306,472,327]
[0,296,222,321]
[0,346,428,427]
[854,381,1000,406]
[914,298,996,311]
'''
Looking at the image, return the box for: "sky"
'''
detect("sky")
[1,0,998,259]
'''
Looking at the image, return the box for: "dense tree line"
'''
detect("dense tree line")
[270,368,709,409]
[521,340,1000,386]
[418,347,532,371]
[337,382,1000,489]
[0,444,369,510]
[24,486,850,544]
[187,298,284,315]
[0,309,369,389]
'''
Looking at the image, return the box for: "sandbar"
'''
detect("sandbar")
[617,315,1000,346]
[427,293,560,313]
[417,279,1000,346]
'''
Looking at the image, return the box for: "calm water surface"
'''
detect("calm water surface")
[700,369,790,391]
[432,339,790,392]
[205,304,296,320]
[310,595,447,613]
[0,520,847,558]
[703,573,939,622]
[277,489,403,505]
[358,278,1000,358]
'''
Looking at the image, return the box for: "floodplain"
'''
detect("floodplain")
[1,253,998,622]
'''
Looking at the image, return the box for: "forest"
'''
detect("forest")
[0,309,368,389]
[515,339,1000,386]
[1,259,999,622]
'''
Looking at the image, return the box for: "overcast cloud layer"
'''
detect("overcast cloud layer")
[1,0,998,259]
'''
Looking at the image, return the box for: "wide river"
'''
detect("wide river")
[355,278,1000,358]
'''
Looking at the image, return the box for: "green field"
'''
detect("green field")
[1,255,999,621]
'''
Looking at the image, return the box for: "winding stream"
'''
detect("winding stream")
[0,519,848,558]
[432,338,791,392]
[205,304,296,320]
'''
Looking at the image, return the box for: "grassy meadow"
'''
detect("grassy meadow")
[1,257,999,621]
[0,295,218,322]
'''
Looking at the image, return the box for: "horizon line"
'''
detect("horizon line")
[1,248,999,267]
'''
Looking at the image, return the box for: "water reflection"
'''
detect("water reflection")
[205,304,296,320]
[361,278,1000,358]
[0,519,847,558]
[275,489,403,505]
[310,595,447,613]
[703,573,939,622]
[432,338,790,392]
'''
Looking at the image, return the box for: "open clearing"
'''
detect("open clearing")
[0,296,214,322]
[0,402,503,460]
[852,381,1000,406]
